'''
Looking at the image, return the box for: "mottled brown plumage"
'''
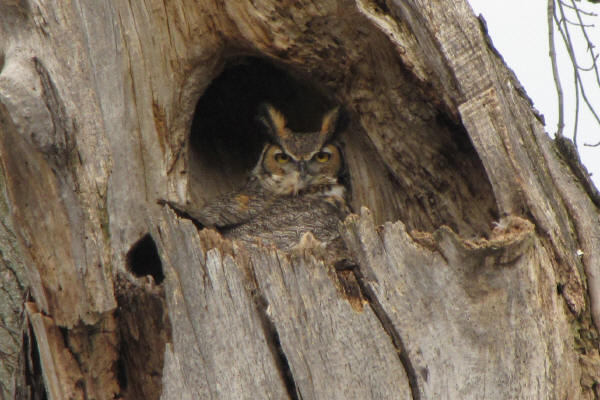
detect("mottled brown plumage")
[164,104,351,263]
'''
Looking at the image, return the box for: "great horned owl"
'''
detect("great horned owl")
[164,104,350,261]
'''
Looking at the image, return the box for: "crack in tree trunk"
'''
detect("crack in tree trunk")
[353,266,422,400]
[254,292,300,400]
[1,0,600,398]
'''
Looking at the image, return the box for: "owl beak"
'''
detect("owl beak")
[298,161,308,179]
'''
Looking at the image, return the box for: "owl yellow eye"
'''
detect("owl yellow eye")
[274,153,290,163]
[314,151,331,163]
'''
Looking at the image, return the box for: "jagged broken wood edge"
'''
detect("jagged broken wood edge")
[0,0,598,397]
[154,207,412,399]
[154,206,579,399]
[342,207,580,399]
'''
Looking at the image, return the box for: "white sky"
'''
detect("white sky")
[467,0,600,187]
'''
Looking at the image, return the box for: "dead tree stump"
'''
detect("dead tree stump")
[0,0,599,399]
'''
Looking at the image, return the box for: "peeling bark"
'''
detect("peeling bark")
[1,0,599,399]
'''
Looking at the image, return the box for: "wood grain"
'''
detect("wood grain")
[0,0,598,398]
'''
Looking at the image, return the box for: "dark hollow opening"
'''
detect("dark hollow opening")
[126,234,164,284]
[116,351,128,391]
[185,56,497,237]
[24,321,49,400]
[114,274,170,400]
[187,57,337,205]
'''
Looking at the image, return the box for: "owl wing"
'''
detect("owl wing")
[159,180,272,229]
[191,191,271,228]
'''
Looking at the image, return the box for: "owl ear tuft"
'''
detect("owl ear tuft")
[258,103,288,139]
[320,107,340,138]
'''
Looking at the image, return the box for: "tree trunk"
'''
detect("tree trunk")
[1,0,599,399]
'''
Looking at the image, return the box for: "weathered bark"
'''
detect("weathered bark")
[0,0,599,399]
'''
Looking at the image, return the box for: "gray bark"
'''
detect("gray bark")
[0,0,599,399]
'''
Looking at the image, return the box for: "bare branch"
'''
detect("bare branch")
[562,16,595,27]
[559,0,598,16]
[569,0,600,86]
[557,2,600,131]
[573,63,580,146]
[548,0,565,137]
[550,0,600,144]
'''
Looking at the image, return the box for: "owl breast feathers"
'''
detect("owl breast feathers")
[169,104,351,255]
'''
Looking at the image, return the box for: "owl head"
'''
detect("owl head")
[254,104,344,196]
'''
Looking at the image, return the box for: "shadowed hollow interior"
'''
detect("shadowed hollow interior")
[187,57,498,236]
[187,58,335,205]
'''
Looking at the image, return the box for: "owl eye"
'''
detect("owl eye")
[314,151,331,163]
[274,153,290,163]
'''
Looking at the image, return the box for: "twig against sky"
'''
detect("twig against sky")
[548,0,565,138]
[549,0,600,146]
